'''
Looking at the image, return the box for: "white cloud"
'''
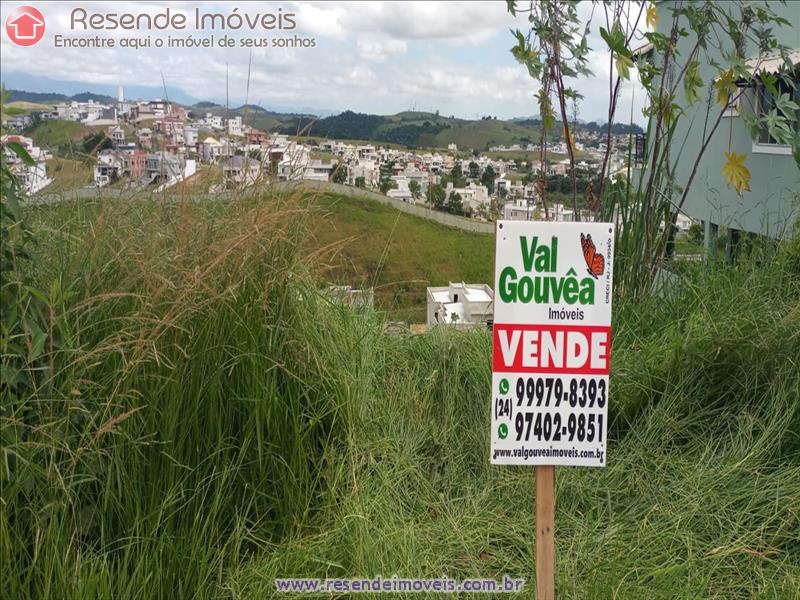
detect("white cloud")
[356,36,407,61]
[0,1,649,122]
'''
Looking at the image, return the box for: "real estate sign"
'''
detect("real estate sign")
[491,221,614,467]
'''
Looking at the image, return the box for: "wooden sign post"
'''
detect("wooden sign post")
[490,221,616,599]
[535,465,555,600]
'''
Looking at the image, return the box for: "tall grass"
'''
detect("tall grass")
[2,188,799,598]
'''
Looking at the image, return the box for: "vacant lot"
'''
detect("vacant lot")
[5,189,800,599]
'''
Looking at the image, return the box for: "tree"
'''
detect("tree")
[332,165,347,184]
[408,180,421,201]
[355,176,366,188]
[688,223,704,246]
[481,165,496,193]
[509,0,591,221]
[450,163,465,187]
[379,177,396,194]
[468,161,480,179]
[508,0,797,296]
[446,191,464,215]
[427,183,446,210]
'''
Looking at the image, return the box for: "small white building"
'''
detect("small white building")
[347,159,380,187]
[387,176,414,203]
[426,282,494,330]
[204,113,224,130]
[445,182,490,212]
[183,125,200,149]
[1,134,52,194]
[136,128,152,148]
[277,144,311,181]
[227,116,243,137]
[201,137,234,162]
[108,125,125,146]
[304,159,336,182]
[503,197,538,221]
[222,155,261,186]
[94,149,125,187]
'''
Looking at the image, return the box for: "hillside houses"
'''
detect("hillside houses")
[48,99,116,125]
[1,134,52,194]
[10,89,636,219]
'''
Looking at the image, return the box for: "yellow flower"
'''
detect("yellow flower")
[646,4,660,29]
[715,69,738,110]
[722,151,751,196]
[615,54,633,80]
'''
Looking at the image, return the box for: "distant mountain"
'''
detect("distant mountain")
[235,104,269,113]
[5,82,643,149]
[512,115,643,135]
[277,110,542,150]
[582,120,644,135]
[6,89,116,105]
[70,92,117,104]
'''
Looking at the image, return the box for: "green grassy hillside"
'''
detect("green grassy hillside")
[307,192,493,321]
[27,120,96,158]
[5,188,799,599]
[279,110,543,150]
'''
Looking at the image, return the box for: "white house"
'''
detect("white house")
[227,116,243,137]
[201,137,234,162]
[426,283,494,330]
[445,182,490,212]
[94,149,125,187]
[204,113,224,130]
[222,155,261,186]
[387,176,414,203]
[136,128,152,148]
[183,125,199,149]
[277,144,311,181]
[1,134,52,194]
[304,159,336,182]
[356,145,377,161]
[108,125,125,146]
[347,159,380,187]
[503,197,538,221]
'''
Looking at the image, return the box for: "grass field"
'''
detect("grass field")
[28,120,95,158]
[4,187,800,599]
[44,157,94,192]
[1,101,52,119]
[307,192,493,322]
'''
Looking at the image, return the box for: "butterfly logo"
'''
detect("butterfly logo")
[580,233,605,279]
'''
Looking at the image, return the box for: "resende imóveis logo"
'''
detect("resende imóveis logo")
[5,5,46,46]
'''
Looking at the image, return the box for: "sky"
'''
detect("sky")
[0,1,649,123]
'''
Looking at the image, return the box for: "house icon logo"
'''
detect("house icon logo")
[5,5,45,46]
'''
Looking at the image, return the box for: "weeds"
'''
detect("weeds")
[2,187,799,598]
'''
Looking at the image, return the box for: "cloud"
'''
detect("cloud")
[337,1,514,44]
[356,36,407,61]
[0,1,649,123]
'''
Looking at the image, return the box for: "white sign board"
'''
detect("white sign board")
[490,221,614,466]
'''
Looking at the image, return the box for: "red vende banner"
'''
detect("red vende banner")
[492,323,611,375]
